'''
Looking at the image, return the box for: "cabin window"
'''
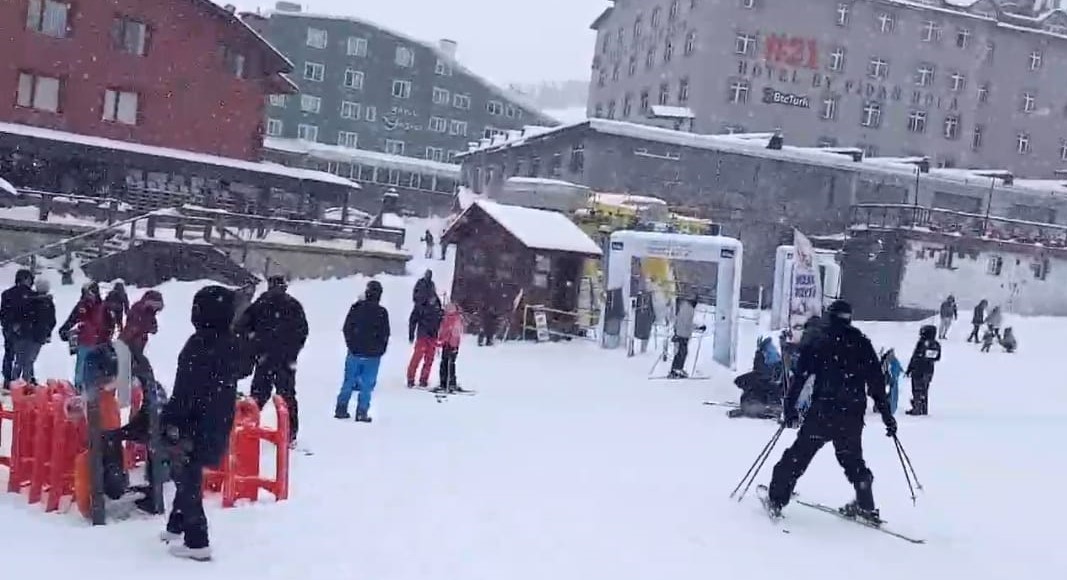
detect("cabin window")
[934,248,954,269]
[535,254,551,273]
[987,255,1003,276]
[1031,258,1049,280]
[533,273,549,288]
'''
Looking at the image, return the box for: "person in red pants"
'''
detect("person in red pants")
[407,295,443,388]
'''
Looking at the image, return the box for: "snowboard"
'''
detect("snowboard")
[144,380,165,515]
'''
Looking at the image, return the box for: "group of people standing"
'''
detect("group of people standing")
[0,269,55,388]
[939,295,1018,353]
[405,270,465,393]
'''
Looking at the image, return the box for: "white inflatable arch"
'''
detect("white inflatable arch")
[770,245,842,330]
[602,230,743,369]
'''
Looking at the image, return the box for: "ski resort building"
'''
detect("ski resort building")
[587,0,1067,175]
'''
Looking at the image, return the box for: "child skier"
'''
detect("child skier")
[880,348,904,415]
[980,328,995,352]
[905,325,941,416]
[436,302,465,393]
[407,295,443,388]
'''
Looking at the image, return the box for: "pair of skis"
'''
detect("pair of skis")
[755,485,925,544]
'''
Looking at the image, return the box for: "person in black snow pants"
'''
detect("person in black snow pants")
[0,268,35,390]
[967,299,988,343]
[669,296,704,378]
[905,324,941,416]
[159,285,241,561]
[105,280,131,332]
[765,300,897,524]
[234,275,309,446]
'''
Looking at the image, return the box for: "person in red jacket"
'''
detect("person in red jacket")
[59,282,113,391]
[119,290,164,385]
[435,302,465,393]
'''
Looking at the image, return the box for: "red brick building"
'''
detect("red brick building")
[0,0,296,160]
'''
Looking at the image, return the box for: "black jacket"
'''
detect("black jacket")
[234,290,309,361]
[906,338,942,377]
[409,300,443,341]
[785,319,890,423]
[161,286,240,467]
[0,284,36,339]
[27,292,56,344]
[971,304,986,325]
[105,286,130,326]
[344,298,390,357]
[413,276,436,304]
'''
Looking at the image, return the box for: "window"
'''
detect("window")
[685,30,697,55]
[741,0,755,8]
[385,139,405,155]
[395,46,414,67]
[987,256,1003,277]
[820,95,837,120]
[506,105,516,118]
[102,89,138,125]
[678,78,690,105]
[300,94,321,113]
[429,116,447,132]
[597,69,607,87]
[623,93,633,117]
[829,47,846,72]
[877,12,894,34]
[304,62,324,82]
[861,101,882,128]
[1022,92,1036,113]
[1061,139,1067,161]
[483,126,505,140]
[612,63,620,81]
[340,101,361,119]
[15,72,60,112]
[392,80,412,99]
[112,17,148,55]
[343,69,364,89]
[651,7,662,27]
[978,83,990,103]
[640,89,650,112]
[269,95,286,107]
[1030,50,1043,71]
[26,0,69,38]
[728,79,749,104]
[735,33,757,56]
[570,143,585,174]
[266,118,282,136]
[433,87,450,104]
[1016,133,1030,154]
[297,124,318,142]
[972,124,984,150]
[949,72,966,92]
[1031,258,1050,281]
[646,48,657,69]
[338,131,359,148]
[915,64,935,87]
[347,36,368,56]
[449,120,468,136]
[435,59,453,76]
[669,0,680,20]
[594,104,603,118]
[956,27,971,49]
[219,44,245,78]
[453,94,471,109]
[943,115,960,140]
[365,106,377,122]
[663,38,674,62]
[835,3,849,26]
[906,110,927,133]
[306,27,327,49]
[629,56,638,76]
[920,20,940,42]
[868,57,888,79]
[634,14,643,39]
[426,147,445,162]
[487,100,504,115]
[607,100,617,119]
[654,82,668,105]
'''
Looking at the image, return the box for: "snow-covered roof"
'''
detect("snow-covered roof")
[449,200,602,256]
[649,106,695,119]
[506,177,589,189]
[0,121,356,188]
[0,177,17,196]
[264,137,461,178]
[260,9,557,125]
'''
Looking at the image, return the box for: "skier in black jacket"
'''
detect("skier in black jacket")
[336,280,390,422]
[234,275,308,443]
[17,279,56,384]
[967,299,987,343]
[160,285,241,561]
[0,268,35,388]
[905,324,941,416]
[765,300,897,524]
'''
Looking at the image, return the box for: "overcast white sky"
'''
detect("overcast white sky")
[232,0,604,85]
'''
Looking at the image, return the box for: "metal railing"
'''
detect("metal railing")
[849,203,1067,249]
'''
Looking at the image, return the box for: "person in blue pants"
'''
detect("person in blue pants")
[335,280,390,422]
[880,348,904,415]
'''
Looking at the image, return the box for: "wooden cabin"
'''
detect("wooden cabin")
[442,200,603,339]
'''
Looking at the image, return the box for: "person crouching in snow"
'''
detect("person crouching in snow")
[436,302,465,393]
[999,327,1018,353]
[159,286,241,561]
[905,324,941,416]
[336,280,390,422]
[879,348,904,415]
[407,294,443,388]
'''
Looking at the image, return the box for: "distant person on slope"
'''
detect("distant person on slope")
[669,295,704,379]
[436,301,466,393]
[336,280,390,423]
[407,294,443,388]
[422,230,435,259]
[15,279,56,385]
[985,305,1004,339]
[879,348,904,415]
[905,325,941,416]
[105,280,131,333]
[967,299,988,343]
[764,300,896,524]
[234,275,308,447]
[0,268,35,390]
[937,295,957,340]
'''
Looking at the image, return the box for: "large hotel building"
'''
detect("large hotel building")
[587,0,1067,175]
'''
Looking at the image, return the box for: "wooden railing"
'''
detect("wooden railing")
[849,203,1067,249]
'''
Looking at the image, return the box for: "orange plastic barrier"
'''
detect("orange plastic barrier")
[203,395,290,508]
[5,381,43,494]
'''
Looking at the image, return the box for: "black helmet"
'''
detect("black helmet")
[365,280,383,302]
[827,299,853,323]
[920,325,937,340]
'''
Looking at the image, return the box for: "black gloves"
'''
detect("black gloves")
[882,412,898,438]
[781,409,801,429]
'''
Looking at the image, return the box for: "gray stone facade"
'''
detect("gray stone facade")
[245,5,555,164]
[587,0,1067,176]
[458,119,1067,297]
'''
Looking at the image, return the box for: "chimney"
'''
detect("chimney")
[439,39,458,60]
[275,1,302,12]
[224,4,236,13]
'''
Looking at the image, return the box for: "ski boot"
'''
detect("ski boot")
[841,478,882,525]
[334,405,351,419]
[418,380,429,388]
[668,369,688,379]
[168,543,213,561]
[354,411,373,423]
[406,379,415,389]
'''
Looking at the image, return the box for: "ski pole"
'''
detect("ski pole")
[689,329,704,377]
[892,436,917,505]
[730,424,785,501]
[894,434,925,492]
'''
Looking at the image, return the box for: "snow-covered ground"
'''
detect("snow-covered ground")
[0,222,1064,579]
